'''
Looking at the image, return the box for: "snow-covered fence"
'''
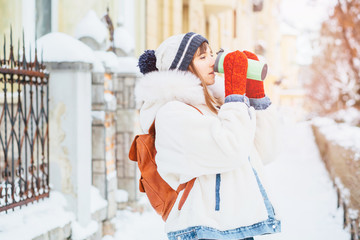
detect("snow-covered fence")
[312,118,360,240]
[0,30,50,213]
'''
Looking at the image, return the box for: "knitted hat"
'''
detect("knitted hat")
[138,32,208,74]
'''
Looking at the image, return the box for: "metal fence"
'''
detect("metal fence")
[0,29,49,212]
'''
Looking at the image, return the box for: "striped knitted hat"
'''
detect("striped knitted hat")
[138,32,208,74]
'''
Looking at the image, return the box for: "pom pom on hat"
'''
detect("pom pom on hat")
[138,33,208,74]
[138,50,158,74]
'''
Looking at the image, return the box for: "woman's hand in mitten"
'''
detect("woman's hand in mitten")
[223,50,248,97]
[243,50,265,99]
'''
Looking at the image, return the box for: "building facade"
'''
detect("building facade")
[143,0,303,112]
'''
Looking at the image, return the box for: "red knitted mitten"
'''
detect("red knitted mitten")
[223,50,248,97]
[243,50,265,99]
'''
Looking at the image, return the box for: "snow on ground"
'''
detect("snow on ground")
[311,117,360,154]
[0,186,109,240]
[0,191,75,240]
[105,114,350,240]
[90,186,108,213]
[72,220,99,240]
[109,204,167,240]
[256,120,350,240]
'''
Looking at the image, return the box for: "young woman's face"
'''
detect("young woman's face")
[192,44,216,85]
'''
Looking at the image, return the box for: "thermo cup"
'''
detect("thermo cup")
[214,49,268,81]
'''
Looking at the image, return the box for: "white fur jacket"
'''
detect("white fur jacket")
[135,70,280,237]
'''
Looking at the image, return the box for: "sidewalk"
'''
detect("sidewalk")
[256,120,349,240]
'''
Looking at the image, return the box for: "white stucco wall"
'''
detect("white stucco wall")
[49,69,92,226]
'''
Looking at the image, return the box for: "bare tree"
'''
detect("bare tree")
[305,0,360,115]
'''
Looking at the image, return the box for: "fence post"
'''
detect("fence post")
[40,33,94,227]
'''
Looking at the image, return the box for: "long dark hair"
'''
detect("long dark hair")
[188,42,223,114]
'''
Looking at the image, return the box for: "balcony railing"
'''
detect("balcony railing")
[0,29,49,213]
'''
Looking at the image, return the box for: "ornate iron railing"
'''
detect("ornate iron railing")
[0,28,49,212]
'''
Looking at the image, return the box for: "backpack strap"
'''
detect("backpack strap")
[148,119,156,137]
[176,178,196,210]
[150,103,203,211]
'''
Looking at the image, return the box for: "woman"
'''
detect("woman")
[135,32,281,240]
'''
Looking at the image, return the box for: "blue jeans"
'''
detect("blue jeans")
[199,238,254,240]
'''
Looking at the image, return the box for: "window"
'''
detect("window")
[36,0,52,38]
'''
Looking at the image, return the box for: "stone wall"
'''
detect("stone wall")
[113,73,138,202]
[91,71,118,220]
[312,124,360,239]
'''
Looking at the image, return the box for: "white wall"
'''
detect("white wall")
[49,68,92,226]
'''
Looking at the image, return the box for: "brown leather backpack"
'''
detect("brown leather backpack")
[128,104,202,221]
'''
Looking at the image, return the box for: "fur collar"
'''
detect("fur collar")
[135,70,225,132]
[135,70,225,106]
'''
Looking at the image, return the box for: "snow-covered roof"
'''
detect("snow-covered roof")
[114,26,135,55]
[74,10,108,45]
[94,51,119,71]
[94,51,140,74]
[93,58,105,73]
[36,32,96,63]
